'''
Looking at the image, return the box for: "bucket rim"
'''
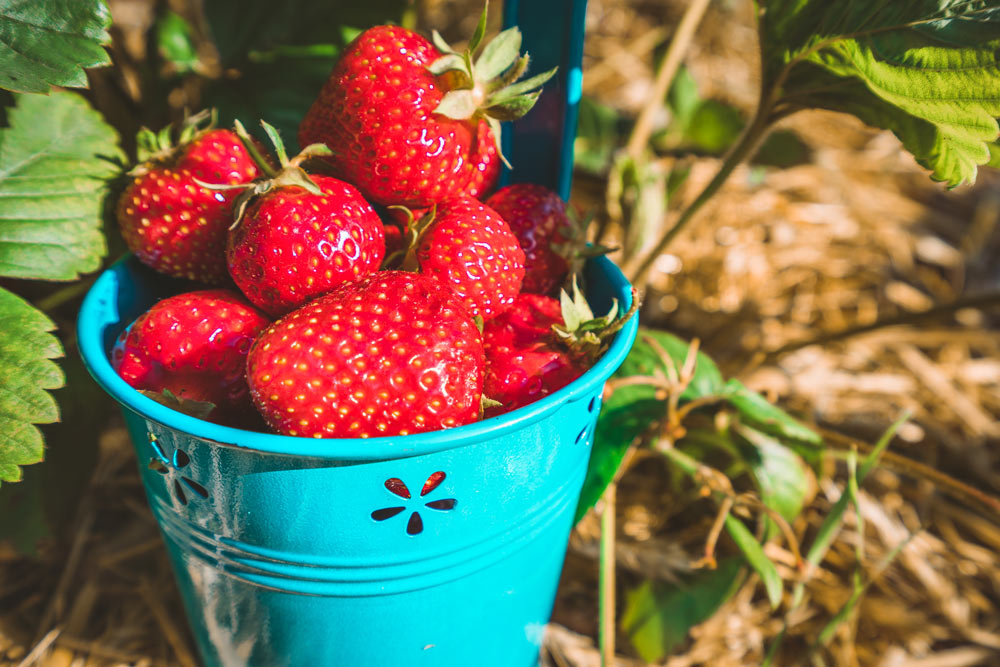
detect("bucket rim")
[77,255,638,461]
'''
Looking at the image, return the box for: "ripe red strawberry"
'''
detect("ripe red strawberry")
[298,9,555,208]
[247,271,485,438]
[225,122,385,316]
[117,115,262,284]
[482,293,577,417]
[485,184,610,296]
[405,195,525,320]
[462,120,501,200]
[483,280,639,417]
[111,289,270,425]
[486,184,572,295]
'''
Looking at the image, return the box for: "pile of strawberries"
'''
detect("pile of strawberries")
[111,12,635,439]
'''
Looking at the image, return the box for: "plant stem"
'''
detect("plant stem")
[624,0,713,160]
[765,290,1000,357]
[599,482,617,667]
[626,106,776,285]
[35,278,96,314]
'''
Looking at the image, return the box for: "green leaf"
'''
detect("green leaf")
[205,50,340,154]
[0,91,123,281]
[435,90,477,120]
[476,27,522,81]
[576,328,727,522]
[667,65,701,131]
[0,288,64,486]
[987,139,1000,168]
[156,10,199,74]
[139,389,215,421]
[725,514,783,609]
[622,558,743,661]
[624,328,725,400]
[0,0,111,93]
[723,379,822,446]
[0,346,103,553]
[687,100,744,153]
[754,130,812,168]
[467,2,490,54]
[575,383,664,522]
[760,1,1000,188]
[204,0,407,66]
[574,96,622,174]
[484,91,541,121]
[428,54,467,76]
[735,424,812,533]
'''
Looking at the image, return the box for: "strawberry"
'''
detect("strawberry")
[224,122,385,316]
[485,184,609,295]
[117,113,262,284]
[483,279,639,417]
[247,271,485,438]
[401,195,525,320]
[297,6,555,208]
[111,289,270,425]
[485,184,571,295]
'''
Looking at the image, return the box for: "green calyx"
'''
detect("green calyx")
[196,119,333,228]
[382,205,439,271]
[428,1,557,167]
[551,209,617,274]
[131,108,216,175]
[139,389,216,421]
[555,275,640,365]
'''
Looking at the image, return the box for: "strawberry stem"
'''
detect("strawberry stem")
[233,119,278,178]
[260,121,289,167]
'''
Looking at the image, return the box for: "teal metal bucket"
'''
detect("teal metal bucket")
[78,254,635,666]
[77,2,639,664]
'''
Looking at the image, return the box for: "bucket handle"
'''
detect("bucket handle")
[502,0,589,199]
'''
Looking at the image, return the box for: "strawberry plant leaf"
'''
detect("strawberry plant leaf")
[0,346,103,553]
[204,0,407,66]
[759,0,1000,188]
[622,558,743,661]
[725,514,783,609]
[205,46,344,153]
[156,10,199,75]
[723,379,822,446]
[624,328,725,400]
[0,0,111,93]
[576,328,725,523]
[734,424,813,536]
[0,91,123,281]
[574,383,663,523]
[574,96,622,174]
[0,288,64,486]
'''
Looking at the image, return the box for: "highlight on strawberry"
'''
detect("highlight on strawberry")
[390,195,526,321]
[246,271,486,438]
[221,120,386,316]
[297,1,556,208]
[116,111,264,284]
[483,278,640,418]
[111,289,270,426]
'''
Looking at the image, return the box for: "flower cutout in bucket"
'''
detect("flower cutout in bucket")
[147,433,209,505]
[371,471,457,536]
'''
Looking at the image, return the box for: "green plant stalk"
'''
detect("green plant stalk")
[627,104,776,285]
[623,0,712,160]
[762,414,908,666]
[599,481,617,667]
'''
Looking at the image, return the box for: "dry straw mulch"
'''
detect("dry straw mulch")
[3,0,1000,665]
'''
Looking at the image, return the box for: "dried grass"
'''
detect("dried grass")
[3,0,1000,665]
